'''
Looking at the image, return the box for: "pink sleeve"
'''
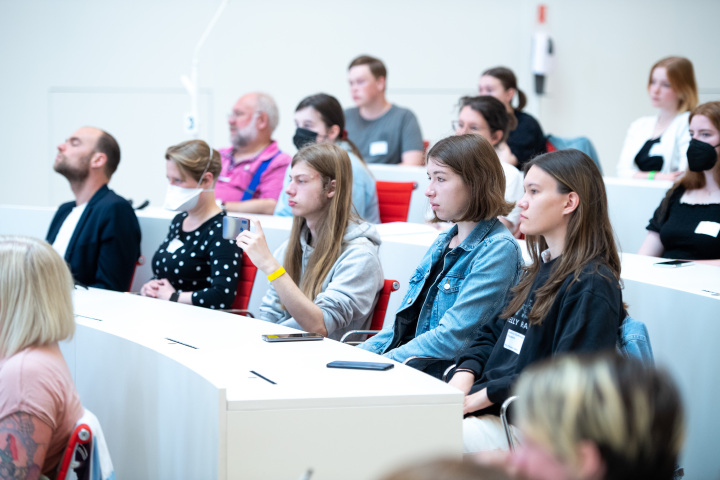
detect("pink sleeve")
[256,153,292,200]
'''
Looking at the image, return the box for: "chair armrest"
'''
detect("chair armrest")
[222,309,255,318]
[340,330,380,345]
[500,395,518,451]
[442,363,457,382]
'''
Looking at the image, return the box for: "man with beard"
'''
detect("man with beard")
[215,92,292,214]
[46,127,141,291]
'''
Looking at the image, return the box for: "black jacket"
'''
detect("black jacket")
[46,185,141,291]
[455,258,623,416]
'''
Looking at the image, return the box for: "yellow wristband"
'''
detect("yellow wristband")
[267,266,286,282]
[648,170,657,180]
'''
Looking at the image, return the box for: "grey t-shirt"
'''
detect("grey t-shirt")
[344,104,424,164]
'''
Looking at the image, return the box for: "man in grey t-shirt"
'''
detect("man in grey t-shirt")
[345,55,424,166]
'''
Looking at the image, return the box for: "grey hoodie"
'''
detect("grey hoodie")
[259,221,384,341]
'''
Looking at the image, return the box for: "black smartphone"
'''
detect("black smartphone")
[327,360,394,371]
[653,260,695,268]
[262,333,324,342]
[223,216,250,240]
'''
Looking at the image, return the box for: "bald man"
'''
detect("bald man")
[215,92,292,214]
[46,127,141,291]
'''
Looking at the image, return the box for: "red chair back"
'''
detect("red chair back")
[376,181,417,223]
[56,423,92,480]
[128,255,145,292]
[369,279,400,332]
[231,254,258,311]
[546,139,557,152]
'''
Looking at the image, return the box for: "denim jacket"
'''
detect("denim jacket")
[359,219,523,362]
[617,315,655,366]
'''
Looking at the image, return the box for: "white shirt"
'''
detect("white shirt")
[616,112,690,177]
[51,203,87,258]
[501,162,524,228]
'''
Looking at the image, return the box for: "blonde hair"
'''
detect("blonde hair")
[514,353,685,480]
[649,56,698,113]
[165,140,221,186]
[284,143,358,301]
[0,236,75,357]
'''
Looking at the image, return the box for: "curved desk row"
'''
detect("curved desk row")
[63,288,462,479]
[2,203,719,477]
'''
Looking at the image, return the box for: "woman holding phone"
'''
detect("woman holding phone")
[237,142,383,340]
[447,149,625,452]
[141,140,242,309]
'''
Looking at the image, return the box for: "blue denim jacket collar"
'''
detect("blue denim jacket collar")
[433,218,500,254]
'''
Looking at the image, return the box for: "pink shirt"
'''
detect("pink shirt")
[0,344,83,475]
[214,141,292,203]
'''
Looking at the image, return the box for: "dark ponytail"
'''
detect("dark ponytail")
[482,66,527,112]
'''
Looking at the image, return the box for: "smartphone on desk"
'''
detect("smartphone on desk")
[653,260,695,268]
[222,216,250,240]
[327,360,394,371]
[262,333,324,342]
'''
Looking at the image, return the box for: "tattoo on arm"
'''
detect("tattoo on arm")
[0,413,45,480]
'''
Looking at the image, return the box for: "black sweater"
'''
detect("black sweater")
[455,257,623,416]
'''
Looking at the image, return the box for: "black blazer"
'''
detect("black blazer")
[46,185,141,291]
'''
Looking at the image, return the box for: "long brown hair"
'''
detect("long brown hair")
[284,143,358,301]
[501,149,621,324]
[649,56,698,113]
[655,101,720,222]
[427,134,514,223]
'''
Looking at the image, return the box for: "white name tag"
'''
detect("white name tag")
[218,176,231,183]
[695,221,720,238]
[167,238,184,253]
[503,330,525,355]
[369,141,388,156]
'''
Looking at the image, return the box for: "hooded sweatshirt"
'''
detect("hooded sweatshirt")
[259,221,384,340]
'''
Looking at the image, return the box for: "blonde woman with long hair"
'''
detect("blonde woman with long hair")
[0,236,83,477]
[237,143,383,340]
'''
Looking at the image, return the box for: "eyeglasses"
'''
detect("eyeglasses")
[451,121,482,133]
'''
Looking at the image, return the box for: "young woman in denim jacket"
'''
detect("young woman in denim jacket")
[448,150,625,452]
[359,134,524,363]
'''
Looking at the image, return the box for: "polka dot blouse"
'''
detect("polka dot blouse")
[152,212,242,309]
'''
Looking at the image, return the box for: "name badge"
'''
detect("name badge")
[218,176,231,183]
[503,330,525,355]
[167,238,184,253]
[369,141,388,156]
[695,221,720,238]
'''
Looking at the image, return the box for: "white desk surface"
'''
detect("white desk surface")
[68,288,463,479]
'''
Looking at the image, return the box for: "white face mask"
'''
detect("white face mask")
[163,184,213,211]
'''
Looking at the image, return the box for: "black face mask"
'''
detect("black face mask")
[686,138,720,172]
[293,128,318,150]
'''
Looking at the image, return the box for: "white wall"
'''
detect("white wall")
[1,0,719,209]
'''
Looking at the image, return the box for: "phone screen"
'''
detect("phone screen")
[262,333,324,342]
[653,260,695,268]
[327,360,394,371]
[223,216,250,240]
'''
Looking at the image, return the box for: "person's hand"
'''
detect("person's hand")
[235,217,281,274]
[448,370,475,395]
[655,171,684,181]
[463,388,492,415]
[154,279,176,301]
[140,279,162,298]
